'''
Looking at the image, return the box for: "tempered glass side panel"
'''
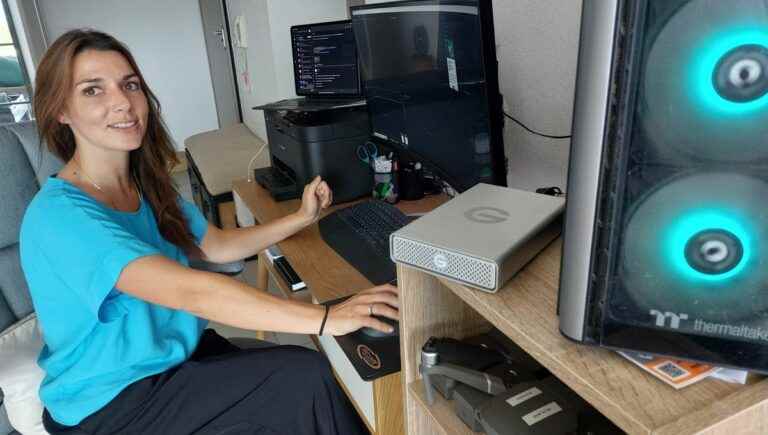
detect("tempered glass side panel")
[596,0,768,365]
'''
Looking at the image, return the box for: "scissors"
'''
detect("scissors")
[357,142,379,165]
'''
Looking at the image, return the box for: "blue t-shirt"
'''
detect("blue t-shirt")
[19,176,210,426]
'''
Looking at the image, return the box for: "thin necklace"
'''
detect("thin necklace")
[72,157,140,209]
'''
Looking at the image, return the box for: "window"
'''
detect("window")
[0,0,31,123]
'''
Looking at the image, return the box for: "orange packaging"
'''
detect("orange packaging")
[618,351,719,389]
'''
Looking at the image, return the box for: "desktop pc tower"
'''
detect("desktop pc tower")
[559,0,768,372]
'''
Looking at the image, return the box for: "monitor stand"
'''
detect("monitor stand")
[254,97,366,112]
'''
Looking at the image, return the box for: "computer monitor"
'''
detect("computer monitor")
[290,20,361,97]
[351,0,506,192]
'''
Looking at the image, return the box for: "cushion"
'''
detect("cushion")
[7,122,62,188]
[0,124,38,248]
[0,314,47,434]
[0,244,33,331]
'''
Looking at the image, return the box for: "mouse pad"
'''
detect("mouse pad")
[324,296,401,381]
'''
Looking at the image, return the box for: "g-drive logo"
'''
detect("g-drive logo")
[464,207,510,224]
[432,253,448,270]
[649,310,688,329]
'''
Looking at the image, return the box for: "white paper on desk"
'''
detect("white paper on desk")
[710,368,749,384]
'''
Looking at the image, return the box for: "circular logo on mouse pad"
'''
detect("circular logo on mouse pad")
[356,344,381,369]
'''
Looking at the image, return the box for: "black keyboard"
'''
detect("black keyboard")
[319,201,415,285]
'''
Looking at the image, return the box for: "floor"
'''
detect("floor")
[172,169,317,350]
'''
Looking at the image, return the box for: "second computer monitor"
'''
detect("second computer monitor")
[290,20,361,97]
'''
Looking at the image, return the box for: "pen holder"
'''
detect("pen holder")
[372,158,398,204]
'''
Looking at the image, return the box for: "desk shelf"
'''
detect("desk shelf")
[398,240,768,435]
[408,380,473,435]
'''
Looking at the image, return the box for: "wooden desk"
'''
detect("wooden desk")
[232,178,448,435]
[398,241,768,435]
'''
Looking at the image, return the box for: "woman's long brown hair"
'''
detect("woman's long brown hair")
[33,29,203,258]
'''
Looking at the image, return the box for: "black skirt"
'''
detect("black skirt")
[42,329,368,435]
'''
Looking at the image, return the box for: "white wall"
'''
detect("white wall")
[226,0,348,142]
[494,1,581,191]
[267,0,349,99]
[364,0,582,191]
[36,0,220,150]
[226,0,278,142]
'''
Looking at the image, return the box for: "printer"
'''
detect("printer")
[254,105,373,203]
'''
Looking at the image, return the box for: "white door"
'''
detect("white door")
[199,0,241,127]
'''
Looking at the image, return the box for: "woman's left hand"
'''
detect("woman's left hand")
[297,176,333,225]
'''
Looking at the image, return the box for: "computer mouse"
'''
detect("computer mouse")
[360,315,399,338]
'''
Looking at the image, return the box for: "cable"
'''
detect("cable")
[536,186,566,197]
[246,143,268,182]
[503,112,572,139]
[419,167,454,198]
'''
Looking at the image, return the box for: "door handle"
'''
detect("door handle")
[213,26,227,48]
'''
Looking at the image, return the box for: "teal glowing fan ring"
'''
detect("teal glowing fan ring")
[641,0,768,162]
[621,173,768,322]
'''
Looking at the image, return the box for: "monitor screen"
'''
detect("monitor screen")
[351,0,506,192]
[291,20,361,97]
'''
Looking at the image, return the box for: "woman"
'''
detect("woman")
[20,29,398,434]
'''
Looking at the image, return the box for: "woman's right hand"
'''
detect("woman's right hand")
[296,176,333,225]
[325,284,400,336]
